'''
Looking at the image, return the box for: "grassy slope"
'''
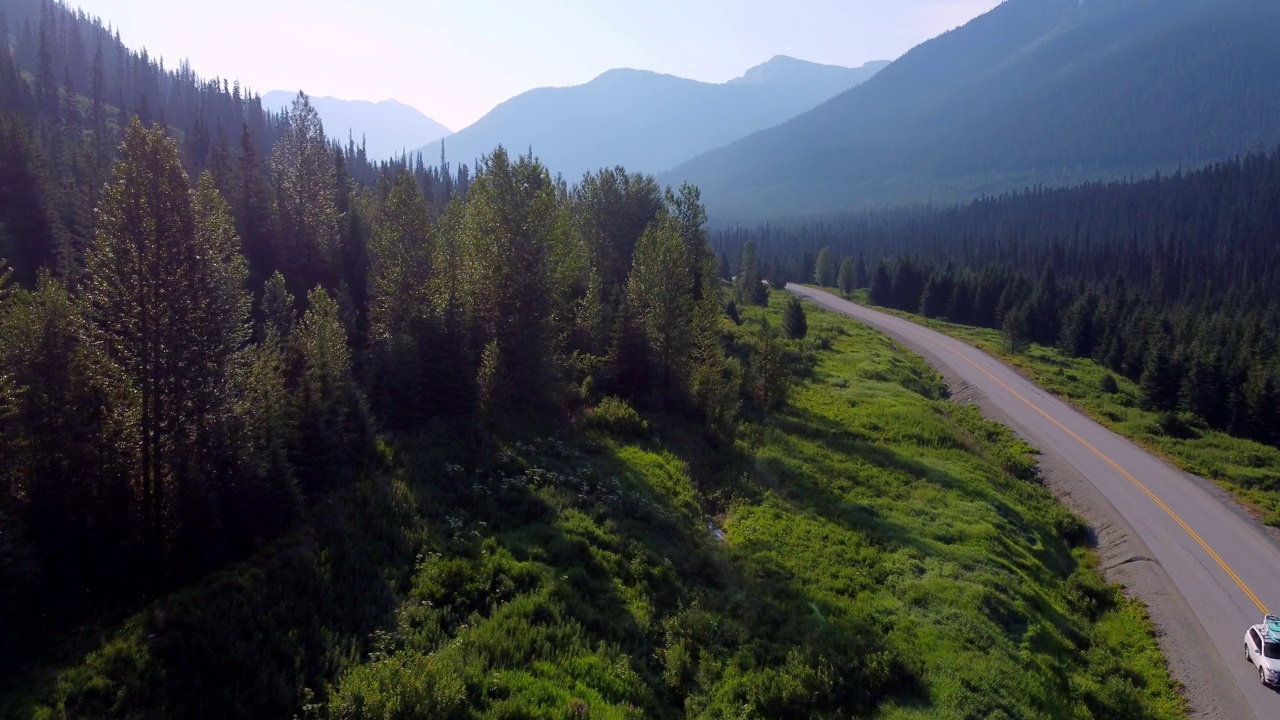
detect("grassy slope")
[8,295,1184,719]
[847,292,1280,525]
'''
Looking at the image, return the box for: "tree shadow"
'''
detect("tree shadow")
[752,404,1090,653]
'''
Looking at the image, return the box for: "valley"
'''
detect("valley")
[3,0,1278,716]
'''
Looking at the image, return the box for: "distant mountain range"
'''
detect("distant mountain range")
[418,56,889,180]
[664,0,1280,218]
[262,91,451,161]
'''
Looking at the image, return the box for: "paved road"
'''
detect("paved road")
[789,285,1280,718]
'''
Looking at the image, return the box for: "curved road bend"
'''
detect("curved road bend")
[789,284,1280,718]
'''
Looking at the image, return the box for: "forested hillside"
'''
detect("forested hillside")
[668,0,1280,217]
[0,0,741,670]
[713,148,1280,448]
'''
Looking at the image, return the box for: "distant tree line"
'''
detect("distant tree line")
[0,2,782,666]
[712,149,1280,448]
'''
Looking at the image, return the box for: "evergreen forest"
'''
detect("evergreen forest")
[0,0,744,670]
[713,151,1280,449]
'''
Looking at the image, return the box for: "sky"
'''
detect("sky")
[68,0,1003,132]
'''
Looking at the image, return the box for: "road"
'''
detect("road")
[788,284,1280,719]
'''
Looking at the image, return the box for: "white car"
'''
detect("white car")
[1244,615,1280,685]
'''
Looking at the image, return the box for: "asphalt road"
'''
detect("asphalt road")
[788,284,1280,718]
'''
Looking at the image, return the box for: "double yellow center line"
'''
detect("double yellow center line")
[920,331,1268,615]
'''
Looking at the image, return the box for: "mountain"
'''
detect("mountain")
[664,0,1280,218]
[421,57,889,179]
[263,91,450,160]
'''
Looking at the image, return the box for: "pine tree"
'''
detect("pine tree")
[0,272,126,600]
[271,93,339,295]
[627,217,694,407]
[853,256,868,290]
[814,247,837,288]
[457,147,561,408]
[290,287,370,490]
[725,300,742,326]
[1139,334,1179,412]
[0,121,63,285]
[868,262,892,306]
[89,38,106,166]
[783,296,808,340]
[1059,293,1097,358]
[1180,349,1224,427]
[735,240,767,306]
[1243,368,1279,445]
[919,273,952,318]
[748,318,787,412]
[1002,304,1031,354]
[666,182,710,298]
[237,123,277,290]
[767,256,789,290]
[367,170,433,426]
[946,276,975,324]
[227,325,298,544]
[35,4,57,121]
[836,257,856,294]
[82,120,250,563]
[261,270,296,339]
[572,168,663,302]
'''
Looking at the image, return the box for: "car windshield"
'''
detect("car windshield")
[1264,642,1280,660]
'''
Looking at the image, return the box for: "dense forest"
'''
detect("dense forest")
[0,0,765,668]
[712,150,1280,447]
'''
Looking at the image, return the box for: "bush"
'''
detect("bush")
[1049,505,1093,548]
[587,397,649,438]
[1100,374,1119,394]
[1152,412,1202,440]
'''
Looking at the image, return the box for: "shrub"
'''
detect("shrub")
[1049,505,1093,548]
[587,397,649,438]
[1152,412,1202,440]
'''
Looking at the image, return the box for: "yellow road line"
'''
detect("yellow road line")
[800,290,1269,615]
[913,327,1269,615]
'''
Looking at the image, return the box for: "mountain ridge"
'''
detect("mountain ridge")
[662,0,1280,217]
[262,90,451,160]
[419,57,889,179]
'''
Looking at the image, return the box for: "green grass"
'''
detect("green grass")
[6,294,1185,719]
[843,291,1280,526]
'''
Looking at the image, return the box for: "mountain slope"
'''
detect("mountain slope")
[263,91,450,160]
[424,57,888,179]
[664,0,1280,217]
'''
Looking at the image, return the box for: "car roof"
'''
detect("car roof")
[1251,625,1280,642]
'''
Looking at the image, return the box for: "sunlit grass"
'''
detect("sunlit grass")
[861,299,1280,525]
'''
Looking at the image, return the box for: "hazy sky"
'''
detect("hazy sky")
[69,0,1002,131]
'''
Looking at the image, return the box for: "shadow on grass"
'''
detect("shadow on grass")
[758,404,1089,650]
[11,466,422,720]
